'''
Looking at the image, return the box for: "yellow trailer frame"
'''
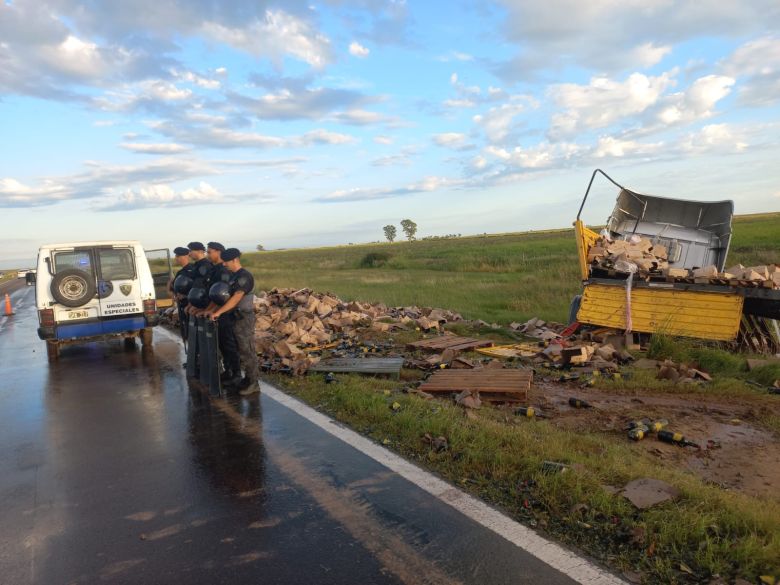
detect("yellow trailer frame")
[572,169,747,342]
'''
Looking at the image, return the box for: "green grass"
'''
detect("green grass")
[241,213,779,324]
[0,270,18,284]
[274,373,780,584]
[245,212,780,582]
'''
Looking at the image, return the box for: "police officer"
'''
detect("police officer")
[185,242,211,316]
[169,246,193,342]
[209,248,259,396]
[198,242,241,384]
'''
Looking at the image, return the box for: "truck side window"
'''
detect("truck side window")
[98,249,135,280]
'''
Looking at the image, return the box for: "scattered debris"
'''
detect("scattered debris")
[515,406,545,418]
[407,335,493,353]
[419,369,533,403]
[589,237,780,288]
[455,389,482,409]
[568,397,593,409]
[621,478,681,509]
[658,429,700,448]
[309,357,404,378]
[656,359,712,382]
[248,287,463,374]
[541,461,569,474]
[423,433,449,453]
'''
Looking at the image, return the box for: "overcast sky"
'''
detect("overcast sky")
[1,0,779,267]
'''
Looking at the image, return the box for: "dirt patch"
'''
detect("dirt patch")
[529,381,780,501]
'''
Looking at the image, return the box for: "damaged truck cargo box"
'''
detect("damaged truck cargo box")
[573,169,780,342]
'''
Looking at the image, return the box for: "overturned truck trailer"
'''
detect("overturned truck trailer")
[573,169,780,345]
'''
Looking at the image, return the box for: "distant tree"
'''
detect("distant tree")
[400,219,417,242]
[256,244,265,251]
[383,224,397,243]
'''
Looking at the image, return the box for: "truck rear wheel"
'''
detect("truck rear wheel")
[140,328,153,346]
[46,341,60,362]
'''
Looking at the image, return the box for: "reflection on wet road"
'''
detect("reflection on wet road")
[0,283,589,585]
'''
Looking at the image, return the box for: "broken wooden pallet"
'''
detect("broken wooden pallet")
[418,369,533,402]
[407,335,494,353]
[309,357,404,378]
[476,343,540,359]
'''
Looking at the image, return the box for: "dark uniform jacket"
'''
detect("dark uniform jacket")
[227,268,255,314]
[190,258,212,291]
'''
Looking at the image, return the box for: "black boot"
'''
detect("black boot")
[220,369,235,382]
[238,378,260,396]
[222,373,244,388]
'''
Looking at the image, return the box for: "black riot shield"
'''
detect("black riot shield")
[197,317,210,385]
[178,305,188,350]
[186,314,198,378]
[205,320,222,397]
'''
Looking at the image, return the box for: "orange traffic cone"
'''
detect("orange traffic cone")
[3,293,12,316]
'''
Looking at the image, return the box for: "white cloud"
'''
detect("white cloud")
[120,142,191,154]
[229,85,367,121]
[349,41,370,58]
[493,0,780,77]
[94,80,193,112]
[202,10,332,68]
[331,109,391,126]
[722,36,780,106]
[38,35,113,80]
[101,181,223,210]
[593,136,662,158]
[173,69,221,90]
[317,176,458,202]
[300,129,355,146]
[677,124,748,154]
[436,51,473,62]
[443,98,476,108]
[473,101,530,143]
[0,157,212,207]
[548,72,675,139]
[657,75,734,125]
[432,132,473,150]
[151,120,355,150]
[371,147,417,167]
[373,135,394,145]
[0,178,70,205]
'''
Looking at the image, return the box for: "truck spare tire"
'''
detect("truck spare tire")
[50,268,96,308]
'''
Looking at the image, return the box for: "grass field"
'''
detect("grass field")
[237,212,780,583]
[241,212,780,324]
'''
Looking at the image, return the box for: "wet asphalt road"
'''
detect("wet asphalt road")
[0,281,584,585]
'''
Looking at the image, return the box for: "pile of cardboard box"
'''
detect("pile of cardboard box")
[588,235,669,275]
[252,288,463,374]
[589,236,779,287]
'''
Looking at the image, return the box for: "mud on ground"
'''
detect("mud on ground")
[532,381,780,501]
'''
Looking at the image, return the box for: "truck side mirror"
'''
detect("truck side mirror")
[26,272,36,285]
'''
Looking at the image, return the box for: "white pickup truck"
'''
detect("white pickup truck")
[33,241,173,360]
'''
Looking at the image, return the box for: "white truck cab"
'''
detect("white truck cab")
[34,241,172,360]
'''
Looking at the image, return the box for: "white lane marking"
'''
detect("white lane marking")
[262,384,626,585]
